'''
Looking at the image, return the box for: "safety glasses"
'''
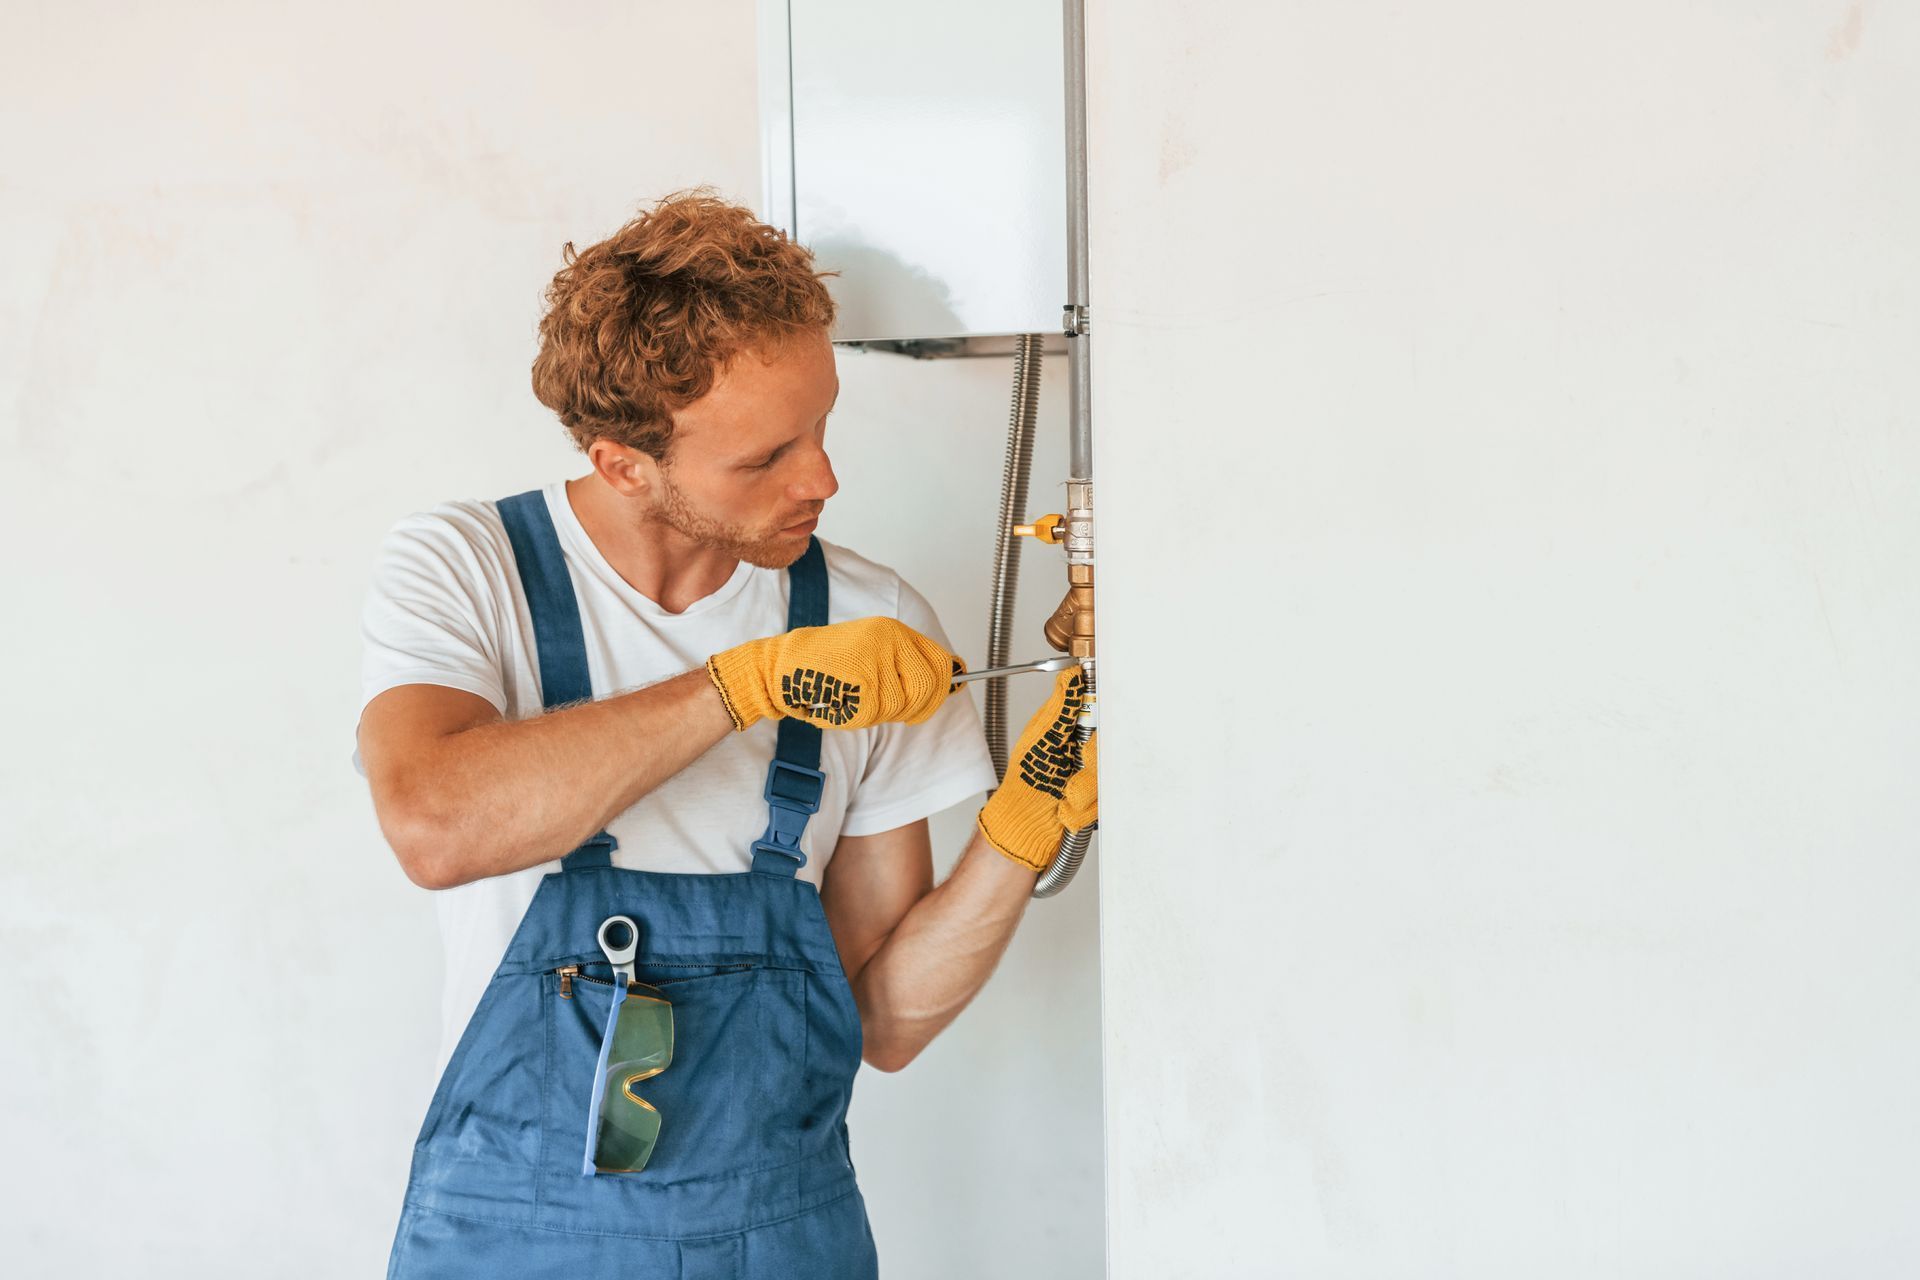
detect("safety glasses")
[583,916,675,1174]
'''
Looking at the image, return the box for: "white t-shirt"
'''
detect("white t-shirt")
[357,481,998,1071]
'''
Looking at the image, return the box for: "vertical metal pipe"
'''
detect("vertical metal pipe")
[1034,0,1098,899]
[1063,0,1092,483]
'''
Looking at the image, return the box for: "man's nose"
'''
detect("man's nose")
[790,446,839,504]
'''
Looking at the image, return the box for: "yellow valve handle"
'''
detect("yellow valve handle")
[978,666,1097,871]
[707,616,963,732]
[1013,513,1065,545]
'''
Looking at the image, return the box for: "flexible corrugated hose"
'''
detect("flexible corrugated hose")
[983,333,1044,778]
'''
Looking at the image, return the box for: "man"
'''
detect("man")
[357,189,1097,1276]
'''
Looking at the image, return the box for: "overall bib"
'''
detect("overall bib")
[386,491,879,1279]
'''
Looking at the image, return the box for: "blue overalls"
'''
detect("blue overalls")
[386,490,879,1279]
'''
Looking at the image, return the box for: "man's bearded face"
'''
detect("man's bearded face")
[648,464,820,570]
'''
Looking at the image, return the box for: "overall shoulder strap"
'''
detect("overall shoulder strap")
[751,537,829,878]
[497,489,617,871]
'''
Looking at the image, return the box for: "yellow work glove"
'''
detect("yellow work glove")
[978,666,1099,872]
[707,616,964,733]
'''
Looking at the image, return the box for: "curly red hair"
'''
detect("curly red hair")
[531,188,837,459]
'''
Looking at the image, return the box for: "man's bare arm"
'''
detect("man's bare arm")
[358,668,734,889]
[821,821,1035,1072]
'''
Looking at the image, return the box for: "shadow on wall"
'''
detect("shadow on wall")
[810,237,967,344]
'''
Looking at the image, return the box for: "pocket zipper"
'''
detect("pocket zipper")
[556,962,757,997]
[555,965,616,999]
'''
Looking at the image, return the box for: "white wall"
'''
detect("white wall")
[1091,2,1919,1276]
[0,3,1100,1275]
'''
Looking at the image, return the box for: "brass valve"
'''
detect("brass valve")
[1043,565,1096,658]
[1013,513,1065,545]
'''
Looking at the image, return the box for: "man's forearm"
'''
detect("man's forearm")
[409,668,735,886]
[850,827,1041,1071]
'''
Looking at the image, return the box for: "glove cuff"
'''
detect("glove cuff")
[976,792,1060,873]
[706,644,777,732]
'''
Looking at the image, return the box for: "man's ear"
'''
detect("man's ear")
[585,438,664,500]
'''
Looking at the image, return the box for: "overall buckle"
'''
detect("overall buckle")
[751,759,825,869]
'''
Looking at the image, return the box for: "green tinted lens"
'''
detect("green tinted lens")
[593,983,674,1173]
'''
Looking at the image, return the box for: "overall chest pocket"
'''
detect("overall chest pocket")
[544,962,810,1182]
